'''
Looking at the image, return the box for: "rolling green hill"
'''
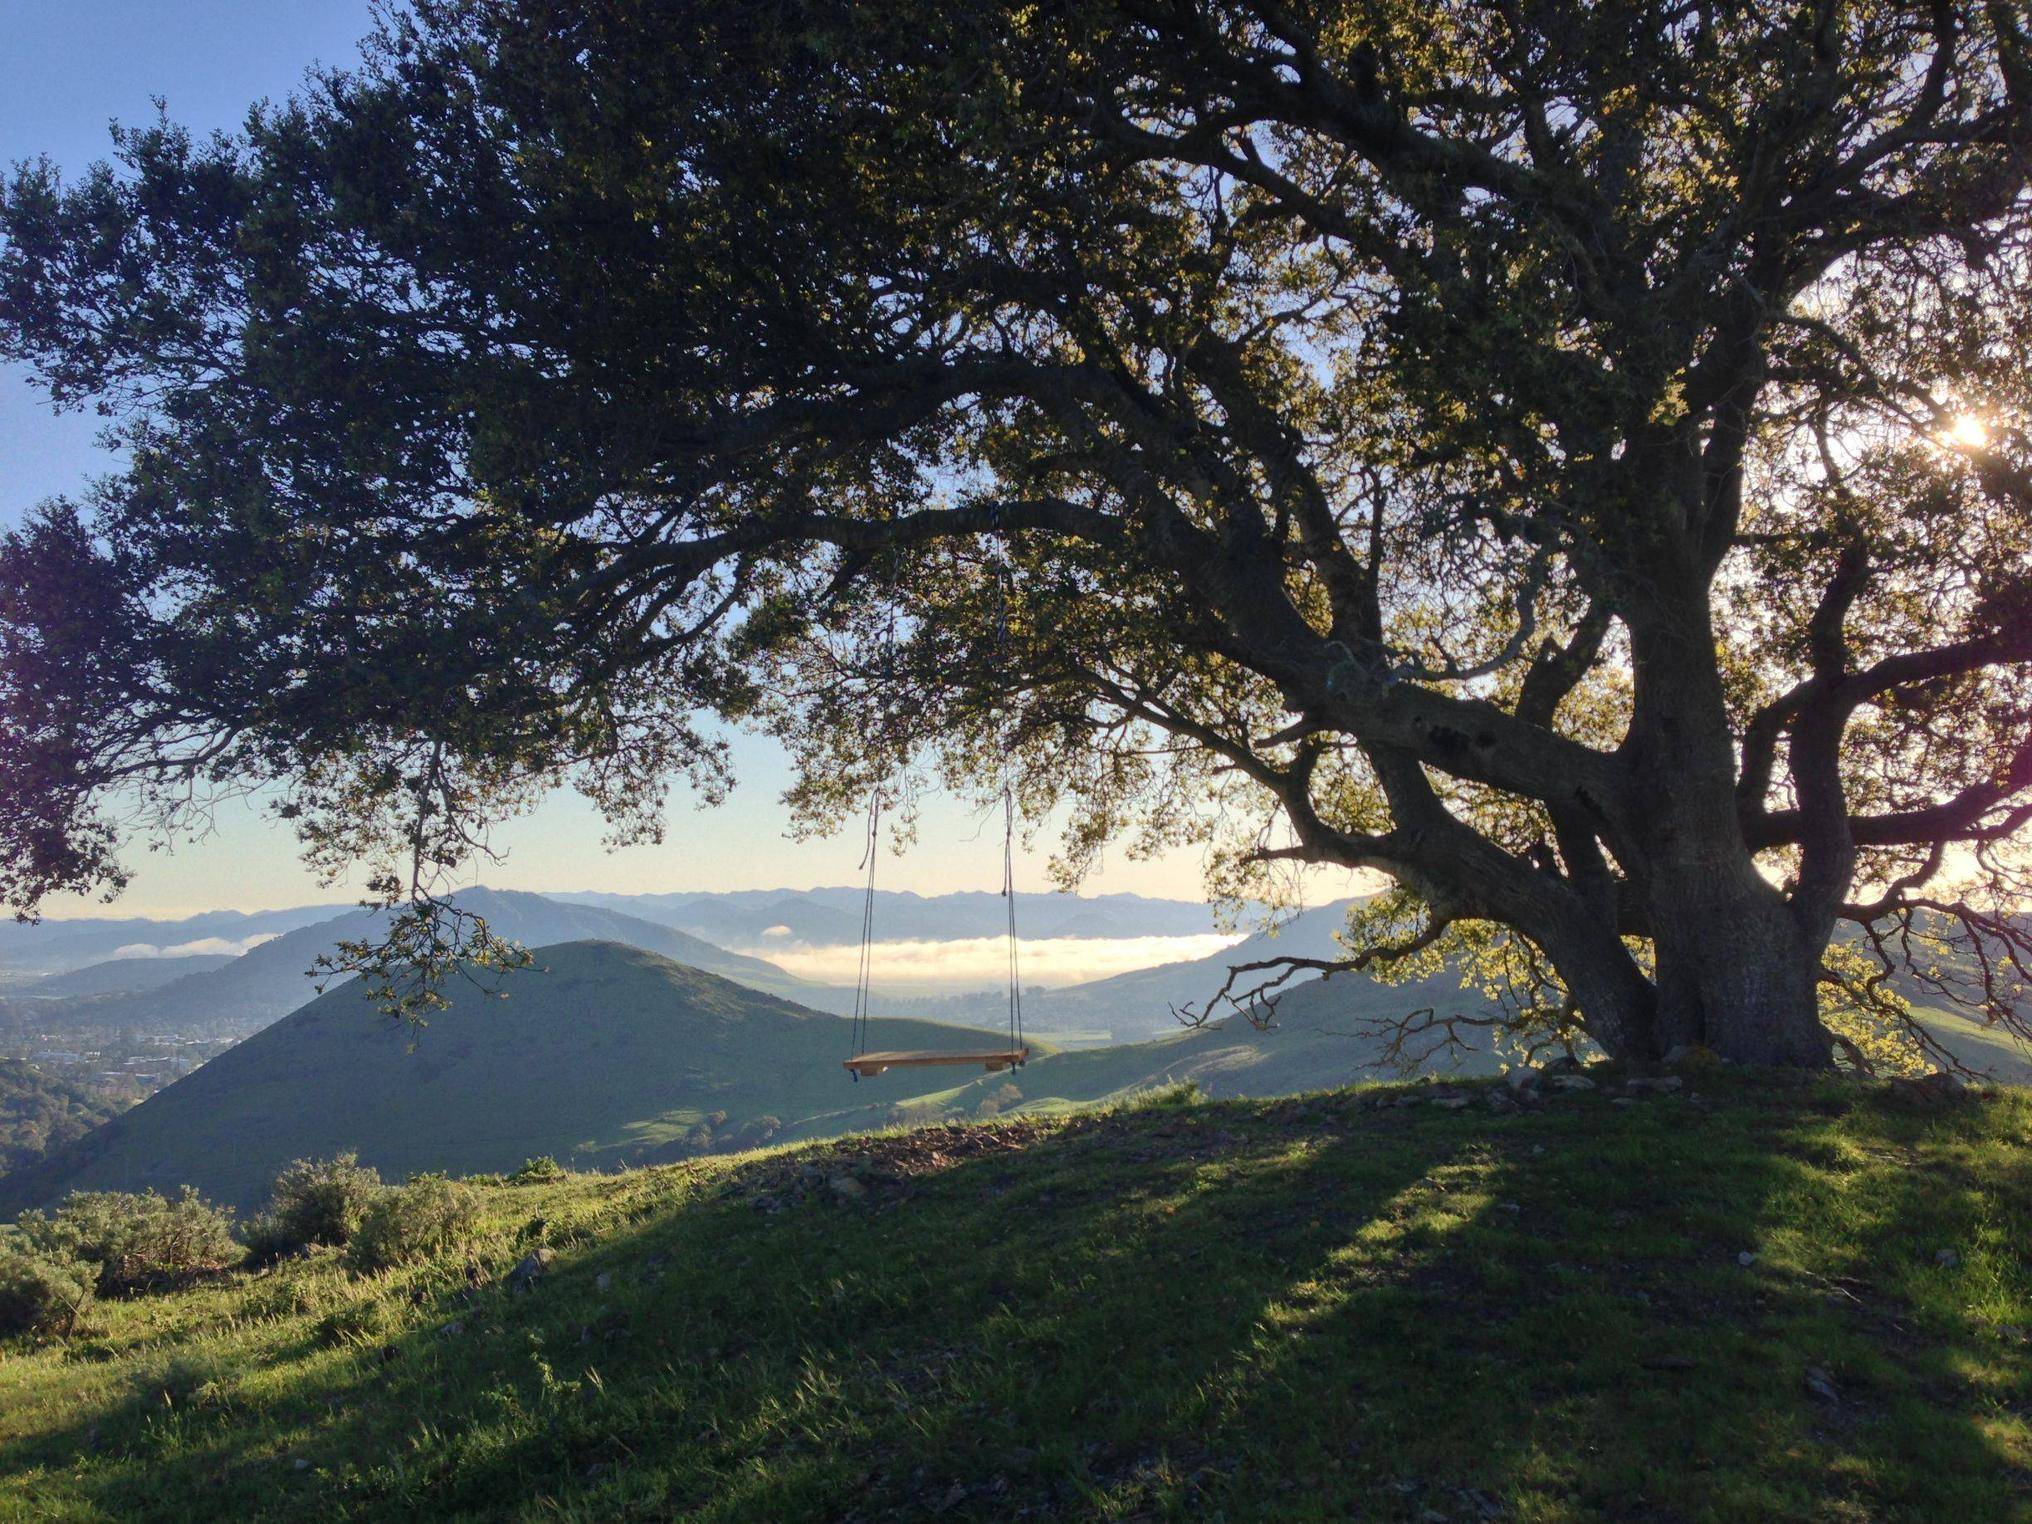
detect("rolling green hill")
[0,942,1035,1216]
[0,1072,2026,1520]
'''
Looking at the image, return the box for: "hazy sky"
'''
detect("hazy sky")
[1,5,1349,918]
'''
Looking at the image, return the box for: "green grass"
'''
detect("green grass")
[2,1069,2028,1521]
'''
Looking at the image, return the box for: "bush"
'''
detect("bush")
[239,1211,297,1266]
[0,1248,95,1337]
[17,1187,239,1294]
[257,1153,382,1256]
[509,1156,563,1184]
[345,1175,482,1273]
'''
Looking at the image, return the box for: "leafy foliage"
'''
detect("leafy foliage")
[344,1176,481,1274]
[507,1157,563,1185]
[15,1188,238,1295]
[251,1154,383,1259]
[0,1060,120,1177]
[0,1247,94,1338]
[2,2,2029,1066]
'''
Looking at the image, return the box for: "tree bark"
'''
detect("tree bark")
[1619,572,1834,1068]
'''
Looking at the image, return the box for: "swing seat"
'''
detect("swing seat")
[843,1047,1031,1078]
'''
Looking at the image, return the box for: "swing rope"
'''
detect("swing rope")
[992,529,1024,1061]
[848,785,883,1075]
[841,523,1027,1078]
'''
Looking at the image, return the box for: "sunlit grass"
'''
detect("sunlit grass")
[0,1071,2027,1520]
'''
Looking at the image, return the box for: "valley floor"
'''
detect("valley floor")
[1,1069,2028,1521]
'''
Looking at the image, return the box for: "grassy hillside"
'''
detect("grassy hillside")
[0,1060,122,1178]
[864,968,1506,1128]
[0,1070,2026,1520]
[0,943,1037,1216]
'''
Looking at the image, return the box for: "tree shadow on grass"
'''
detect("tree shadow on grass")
[3,1078,2028,1521]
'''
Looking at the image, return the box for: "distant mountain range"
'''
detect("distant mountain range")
[0,941,1027,1214]
[0,886,1271,1042]
[14,954,238,1000]
[554,887,1223,945]
[886,901,1369,1039]
[2,888,820,1041]
[0,904,345,976]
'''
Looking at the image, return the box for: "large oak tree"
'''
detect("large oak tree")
[3,0,2030,1067]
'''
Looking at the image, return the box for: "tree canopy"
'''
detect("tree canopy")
[3,0,2029,1067]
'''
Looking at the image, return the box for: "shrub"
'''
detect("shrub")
[239,1211,297,1266]
[0,1248,95,1337]
[345,1175,482,1273]
[1131,1080,1206,1111]
[509,1156,563,1184]
[17,1187,239,1294]
[258,1153,382,1255]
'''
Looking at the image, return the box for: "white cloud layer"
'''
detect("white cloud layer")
[736,933,1244,992]
[107,934,279,960]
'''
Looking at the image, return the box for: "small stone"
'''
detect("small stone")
[1611,1097,1637,1107]
[1431,1096,1471,1110]
[441,1320,465,1336]
[294,1458,310,1472]
[1531,1144,1546,1156]
[1552,1074,1596,1091]
[1505,1066,1542,1091]
[595,1272,612,1292]
[829,1174,869,1200]
[506,1247,555,1291]
[1936,1249,1961,1267]
[1737,1251,1758,1267]
[1804,1366,1840,1403]
[1497,1201,1521,1214]
[1662,1043,1696,1065]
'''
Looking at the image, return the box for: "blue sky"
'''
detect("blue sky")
[0,5,1272,917]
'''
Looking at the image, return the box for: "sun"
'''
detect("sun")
[1944,412,1991,450]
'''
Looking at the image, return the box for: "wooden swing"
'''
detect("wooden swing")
[843,1048,1029,1078]
[840,781,1031,1080]
[844,548,1029,1081]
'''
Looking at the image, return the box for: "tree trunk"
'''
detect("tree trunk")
[1649,870,1830,1065]
[1622,583,1834,1068]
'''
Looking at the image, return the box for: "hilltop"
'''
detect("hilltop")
[0,942,1030,1216]
[0,1071,2025,1520]
[6,888,819,1042]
